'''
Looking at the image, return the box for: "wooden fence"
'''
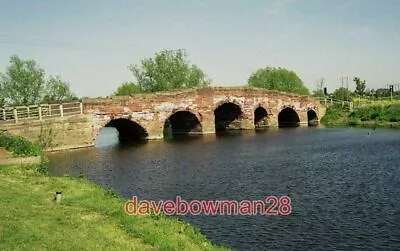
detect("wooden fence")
[0,102,83,124]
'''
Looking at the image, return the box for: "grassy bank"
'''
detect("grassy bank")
[321,103,400,128]
[0,164,226,250]
[0,132,42,157]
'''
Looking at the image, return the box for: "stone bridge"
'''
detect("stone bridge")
[1,87,325,150]
[84,87,325,142]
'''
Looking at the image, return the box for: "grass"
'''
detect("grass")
[349,103,400,122]
[0,164,227,250]
[321,103,400,128]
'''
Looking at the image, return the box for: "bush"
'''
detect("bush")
[0,133,42,157]
[320,104,349,124]
[350,104,400,122]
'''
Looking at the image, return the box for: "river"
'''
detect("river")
[48,127,400,250]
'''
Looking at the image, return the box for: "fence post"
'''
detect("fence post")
[27,106,30,118]
[39,106,42,120]
[13,108,18,124]
[2,108,5,121]
[49,104,52,116]
[60,104,64,117]
[80,102,83,114]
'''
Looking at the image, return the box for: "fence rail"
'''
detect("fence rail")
[0,102,83,124]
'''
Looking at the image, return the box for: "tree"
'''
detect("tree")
[128,49,211,92]
[248,67,309,95]
[43,76,76,103]
[0,55,45,106]
[332,87,352,101]
[375,88,390,98]
[113,82,143,96]
[353,77,366,97]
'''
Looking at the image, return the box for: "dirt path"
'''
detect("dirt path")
[0,147,40,165]
[0,148,11,159]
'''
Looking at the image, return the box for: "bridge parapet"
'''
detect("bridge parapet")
[0,102,83,124]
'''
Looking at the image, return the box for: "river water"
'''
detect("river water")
[48,127,400,250]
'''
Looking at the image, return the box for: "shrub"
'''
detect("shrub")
[0,132,42,157]
[320,104,349,124]
[350,104,400,122]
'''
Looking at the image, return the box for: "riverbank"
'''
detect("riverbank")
[320,103,400,128]
[0,164,226,250]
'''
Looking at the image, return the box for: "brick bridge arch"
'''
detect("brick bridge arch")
[84,87,325,142]
[92,114,149,142]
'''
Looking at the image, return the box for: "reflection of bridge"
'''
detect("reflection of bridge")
[1,87,325,150]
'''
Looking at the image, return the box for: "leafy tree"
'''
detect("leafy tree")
[0,55,45,106]
[114,82,143,96]
[248,67,309,95]
[43,76,76,103]
[128,49,211,92]
[375,88,390,98]
[353,77,366,97]
[332,87,352,101]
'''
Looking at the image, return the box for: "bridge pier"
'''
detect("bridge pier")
[200,116,216,135]
[241,115,256,130]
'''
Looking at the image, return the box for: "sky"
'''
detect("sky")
[0,0,399,97]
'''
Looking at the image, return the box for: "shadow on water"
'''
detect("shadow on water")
[116,138,148,149]
[215,129,245,138]
[163,134,204,145]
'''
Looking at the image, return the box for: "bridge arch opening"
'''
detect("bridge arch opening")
[278,108,300,128]
[254,107,269,129]
[104,118,148,142]
[214,102,243,131]
[307,110,318,127]
[163,111,202,138]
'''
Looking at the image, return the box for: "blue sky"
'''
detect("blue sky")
[0,0,399,97]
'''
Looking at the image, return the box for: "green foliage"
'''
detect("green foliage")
[375,88,390,98]
[321,102,400,127]
[332,87,352,101]
[0,55,76,106]
[36,154,49,175]
[349,104,400,122]
[248,67,309,95]
[353,77,366,97]
[114,82,143,96]
[43,76,76,103]
[128,49,211,92]
[320,103,350,124]
[0,55,46,106]
[0,132,42,157]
